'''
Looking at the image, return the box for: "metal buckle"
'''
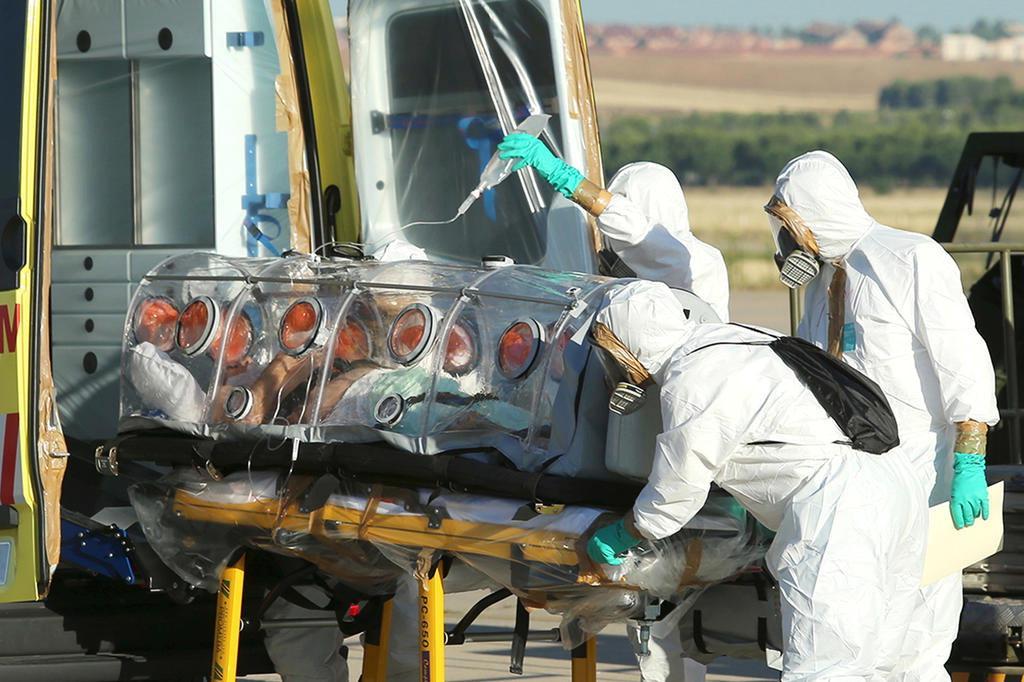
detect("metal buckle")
[95,445,119,477]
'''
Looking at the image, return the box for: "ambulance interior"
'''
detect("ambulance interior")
[49,0,774,666]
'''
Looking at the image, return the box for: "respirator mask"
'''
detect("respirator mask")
[589,331,651,416]
[768,214,820,289]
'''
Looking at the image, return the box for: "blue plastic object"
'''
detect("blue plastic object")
[60,518,136,585]
[242,134,289,256]
[226,31,265,48]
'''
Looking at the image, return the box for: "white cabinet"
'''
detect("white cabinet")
[124,0,211,58]
[57,0,124,59]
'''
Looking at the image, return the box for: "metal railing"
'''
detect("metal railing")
[787,242,1024,464]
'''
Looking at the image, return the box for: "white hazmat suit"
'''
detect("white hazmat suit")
[597,281,926,680]
[599,161,729,680]
[776,151,1000,680]
[599,162,730,322]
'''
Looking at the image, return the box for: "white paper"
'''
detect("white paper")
[921,482,1004,586]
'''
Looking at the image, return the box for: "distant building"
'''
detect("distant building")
[854,20,890,42]
[830,27,869,50]
[993,35,1024,61]
[600,24,643,53]
[942,32,1024,61]
[873,22,917,54]
[801,22,845,45]
[582,19,931,57]
[642,26,686,52]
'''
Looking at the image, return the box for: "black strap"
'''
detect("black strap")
[300,473,342,513]
[520,472,545,504]
[510,599,530,675]
[753,567,771,652]
[692,609,711,655]
[729,322,780,338]
[428,454,455,488]
[686,323,778,357]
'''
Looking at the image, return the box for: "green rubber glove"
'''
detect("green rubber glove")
[497,133,584,199]
[586,519,643,566]
[950,452,989,530]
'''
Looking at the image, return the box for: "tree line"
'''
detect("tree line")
[601,77,1024,190]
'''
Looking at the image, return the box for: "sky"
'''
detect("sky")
[329,0,1022,30]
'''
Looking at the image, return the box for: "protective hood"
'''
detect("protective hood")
[608,162,691,239]
[773,151,876,261]
[595,281,694,382]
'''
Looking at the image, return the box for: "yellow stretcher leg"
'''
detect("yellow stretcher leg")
[571,638,597,682]
[419,571,446,682]
[211,554,246,682]
[361,597,394,682]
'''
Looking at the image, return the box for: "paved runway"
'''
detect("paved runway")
[244,588,779,681]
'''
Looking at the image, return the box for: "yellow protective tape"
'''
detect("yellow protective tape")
[955,420,988,456]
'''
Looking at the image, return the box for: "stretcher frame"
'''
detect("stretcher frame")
[209,553,598,682]
[175,483,606,682]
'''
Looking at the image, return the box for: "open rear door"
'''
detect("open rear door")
[348,0,603,273]
[0,0,65,603]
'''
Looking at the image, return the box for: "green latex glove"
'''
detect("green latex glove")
[586,519,643,566]
[950,452,989,530]
[497,133,584,199]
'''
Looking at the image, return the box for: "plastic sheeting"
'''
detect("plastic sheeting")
[266,0,313,253]
[129,469,771,646]
[120,253,619,473]
[348,0,595,273]
[557,0,604,254]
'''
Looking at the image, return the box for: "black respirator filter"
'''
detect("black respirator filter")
[774,227,820,289]
[609,381,648,415]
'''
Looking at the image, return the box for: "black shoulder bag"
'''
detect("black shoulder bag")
[694,325,899,455]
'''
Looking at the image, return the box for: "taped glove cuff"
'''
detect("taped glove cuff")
[955,420,988,456]
[953,452,986,472]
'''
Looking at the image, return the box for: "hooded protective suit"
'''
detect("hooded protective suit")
[776,151,999,680]
[600,162,728,681]
[599,163,730,322]
[597,281,926,681]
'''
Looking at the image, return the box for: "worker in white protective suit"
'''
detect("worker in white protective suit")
[498,137,730,680]
[767,151,999,680]
[498,137,730,322]
[586,280,927,680]
[498,136,730,681]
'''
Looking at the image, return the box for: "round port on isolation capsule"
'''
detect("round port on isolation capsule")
[224,386,254,421]
[374,394,405,427]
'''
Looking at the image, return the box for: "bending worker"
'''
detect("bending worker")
[500,133,729,680]
[498,134,729,321]
[586,281,926,680]
[766,151,998,680]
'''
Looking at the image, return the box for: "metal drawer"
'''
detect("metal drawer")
[52,314,126,347]
[52,283,133,315]
[52,250,131,284]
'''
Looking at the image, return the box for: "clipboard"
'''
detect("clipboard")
[921,482,1004,586]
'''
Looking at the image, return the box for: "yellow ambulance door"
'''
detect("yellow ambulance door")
[0,0,64,603]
